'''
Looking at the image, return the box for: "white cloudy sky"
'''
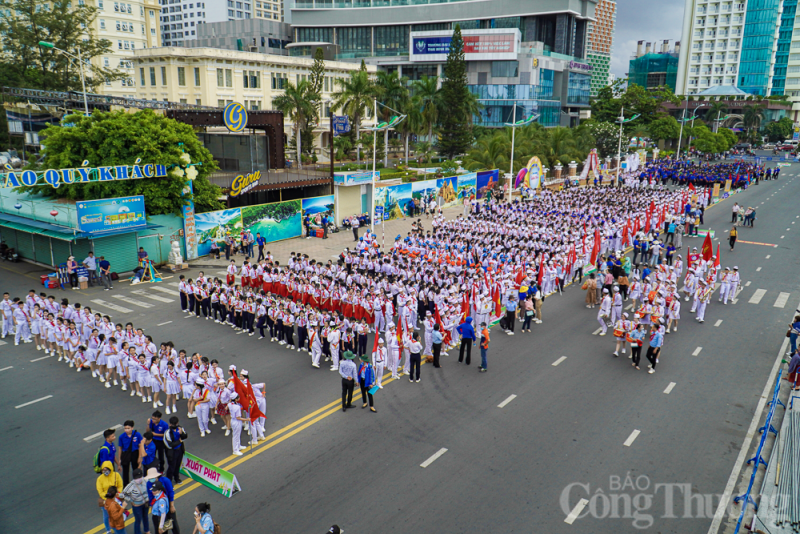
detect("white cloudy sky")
[610,0,685,78]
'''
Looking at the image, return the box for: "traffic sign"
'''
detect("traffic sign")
[332,115,351,136]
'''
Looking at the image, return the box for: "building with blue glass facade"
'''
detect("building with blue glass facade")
[287,0,599,127]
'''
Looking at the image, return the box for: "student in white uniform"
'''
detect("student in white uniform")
[309,324,322,368]
[327,322,341,371]
[372,338,387,389]
[12,300,32,346]
[228,392,248,456]
[136,353,152,403]
[164,360,181,415]
[150,355,165,409]
[192,380,212,437]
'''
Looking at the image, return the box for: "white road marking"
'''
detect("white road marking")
[692,347,703,356]
[497,394,517,408]
[420,447,448,468]
[749,289,767,304]
[83,423,123,442]
[766,255,771,259]
[714,319,723,327]
[552,356,568,366]
[592,327,603,335]
[564,498,589,525]
[112,295,153,308]
[625,304,633,310]
[91,299,133,313]
[131,290,175,303]
[756,267,762,272]
[781,236,785,239]
[150,285,177,295]
[664,382,676,394]
[0,340,6,346]
[15,395,52,409]
[30,355,53,362]
[774,292,791,308]
[623,429,641,447]
[745,281,751,287]
[788,228,791,231]
[157,321,173,326]
[0,366,13,372]
[184,315,193,319]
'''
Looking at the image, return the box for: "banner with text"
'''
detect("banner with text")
[180,452,241,498]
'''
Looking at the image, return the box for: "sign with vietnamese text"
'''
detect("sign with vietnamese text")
[2,163,168,189]
[374,205,383,224]
[229,170,261,197]
[410,31,517,61]
[180,452,241,498]
[334,171,378,186]
[77,196,146,235]
[182,180,198,260]
[332,115,351,136]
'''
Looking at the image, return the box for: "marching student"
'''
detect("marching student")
[164,360,181,415]
[179,275,189,313]
[192,379,212,437]
[228,392,248,456]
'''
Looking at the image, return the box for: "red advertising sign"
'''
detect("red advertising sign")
[462,34,515,54]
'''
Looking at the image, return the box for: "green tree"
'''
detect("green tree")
[309,47,325,95]
[691,124,727,154]
[764,117,793,142]
[333,135,353,161]
[273,79,318,169]
[0,0,126,91]
[414,141,434,164]
[718,127,738,148]
[588,122,626,158]
[332,70,375,165]
[411,75,441,143]
[742,105,765,136]
[438,24,473,159]
[589,79,679,126]
[703,100,728,129]
[463,135,508,171]
[375,70,409,166]
[19,109,222,215]
[648,116,680,143]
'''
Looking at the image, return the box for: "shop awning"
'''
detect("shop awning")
[0,212,161,241]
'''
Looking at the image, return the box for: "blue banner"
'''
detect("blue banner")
[77,196,146,235]
[412,36,452,55]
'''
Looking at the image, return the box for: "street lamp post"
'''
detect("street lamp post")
[615,107,640,186]
[503,104,539,202]
[363,101,406,235]
[38,41,89,115]
[713,111,731,134]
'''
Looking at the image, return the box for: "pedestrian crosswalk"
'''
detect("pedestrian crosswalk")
[749,289,767,305]
[774,292,791,308]
[112,294,154,308]
[88,285,179,316]
[131,289,174,303]
[91,299,133,314]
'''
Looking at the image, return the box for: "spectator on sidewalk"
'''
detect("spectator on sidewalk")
[103,486,128,534]
[122,468,149,534]
[137,247,149,265]
[67,256,79,289]
[351,216,360,242]
[96,461,123,533]
[321,215,329,239]
[256,233,266,261]
[83,251,98,287]
[99,256,113,290]
[478,321,490,372]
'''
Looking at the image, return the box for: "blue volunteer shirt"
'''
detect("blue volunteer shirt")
[98,440,117,465]
[149,419,168,441]
[118,430,143,453]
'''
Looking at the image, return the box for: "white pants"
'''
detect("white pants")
[254,397,266,437]
[402,348,410,374]
[2,317,14,337]
[610,306,622,325]
[196,403,210,433]
[696,301,707,321]
[726,284,738,304]
[389,349,400,377]
[691,297,699,313]
[331,345,339,369]
[231,421,242,452]
[718,283,729,302]
[311,344,322,366]
[374,313,385,333]
[597,311,608,333]
[15,322,31,343]
[375,362,385,387]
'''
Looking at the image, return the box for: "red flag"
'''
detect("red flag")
[659,206,665,228]
[590,229,601,265]
[514,264,526,288]
[245,379,266,422]
[493,284,502,318]
[689,182,696,193]
[460,292,470,321]
[714,243,720,270]
[701,231,713,261]
[537,260,544,289]
[581,223,587,255]
[633,216,640,236]
[621,220,629,247]
[567,243,576,271]
[371,321,380,357]
[397,316,406,352]
[231,372,252,412]
[434,305,452,346]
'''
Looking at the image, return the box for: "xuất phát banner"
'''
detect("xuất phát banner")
[180,452,241,498]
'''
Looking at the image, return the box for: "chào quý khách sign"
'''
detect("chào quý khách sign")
[1,163,169,189]
[228,170,261,197]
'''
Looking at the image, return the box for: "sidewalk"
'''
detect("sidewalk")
[189,204,466,267]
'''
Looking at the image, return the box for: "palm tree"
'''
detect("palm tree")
[463,135,508,171]
[333,135,352,161]
[704,100,728,131]
[332,70,375,166]
[375,71,409,166]
[742,104,765,138]
[396,96,423,165]
[412,75,441,143]
[414,140,434,164]
[273,79,318,169]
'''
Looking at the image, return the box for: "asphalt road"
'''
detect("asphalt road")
[1,157,798,534]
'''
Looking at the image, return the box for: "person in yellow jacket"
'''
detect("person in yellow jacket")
[729,226,737,251]
[96,460,123,533]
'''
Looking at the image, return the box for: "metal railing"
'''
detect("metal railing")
[2,86,219,111]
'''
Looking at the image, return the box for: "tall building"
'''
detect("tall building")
[91,0,162,98]
[586,0,616,96]
[158,0,283,47]
[288,0,599,127]
[628,40,679,91]
[676,0,798,98]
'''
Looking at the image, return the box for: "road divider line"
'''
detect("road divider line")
[692,347,703,356]
[497,394,517,408]
[750,289,767,304]
[157,321,173,326]
[564,498,589,525]
[552,356,567,366]
[664,382,676,394]
[766,255,771,259]
[0,366,13,372]
[420,448,448,468]
[623,429,641,447]
[756,267,762,272]
[149,286,177,295]
[30,355,53,362]
[714,320,723,327]
[84,424,123,442]
[15,395,52,409]
[592,327,603,336]
[746,281,751,287]
[774,292,791,308]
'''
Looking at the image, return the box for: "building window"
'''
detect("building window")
[194,67,200,86]
[150,66,156,86]
[196,98,202,105]
[491,61,519,78]
[226,68,232,87]
[100,19,106,29]
[140,67,146,86]
[218,99,225,107]
[217,68,224,86]
[177,66,186,86]
[161,66,167,85]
